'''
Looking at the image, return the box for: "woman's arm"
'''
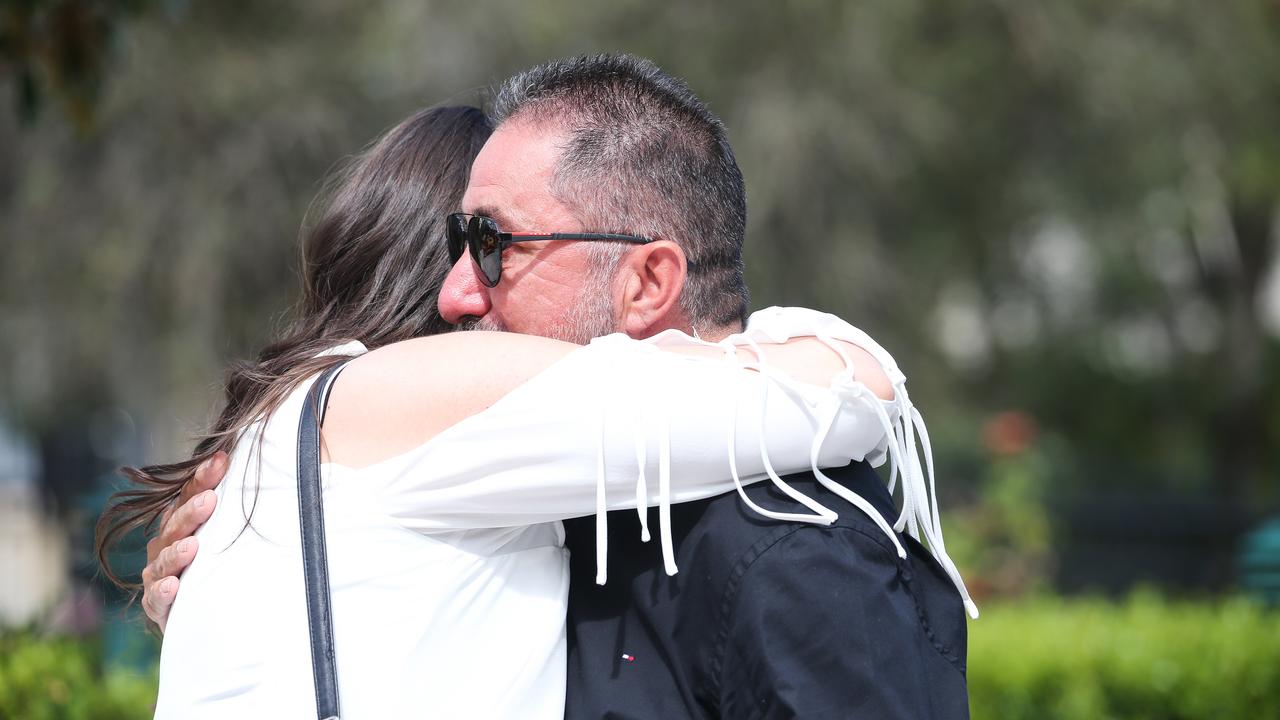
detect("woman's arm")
[320,323,899,542]
[321,331,579,469]
[320,330,892,470]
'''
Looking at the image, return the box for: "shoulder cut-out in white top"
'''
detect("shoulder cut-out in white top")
[155,306,973,719]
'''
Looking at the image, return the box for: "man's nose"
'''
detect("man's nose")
[438,256,492,325]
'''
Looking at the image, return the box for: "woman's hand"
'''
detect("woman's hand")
[140,452,227,633]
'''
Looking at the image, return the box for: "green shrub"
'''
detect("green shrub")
[0,630,156,720]
[969,593,1280,719]
[4,595,1276,719]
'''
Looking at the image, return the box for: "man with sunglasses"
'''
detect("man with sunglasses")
[443,54,970,719]
[143,54,971,718]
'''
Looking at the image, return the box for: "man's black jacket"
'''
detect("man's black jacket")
[562,461,970,719]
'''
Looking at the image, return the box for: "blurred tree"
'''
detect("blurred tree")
[0,0,162,129]
[0,0,1277,565]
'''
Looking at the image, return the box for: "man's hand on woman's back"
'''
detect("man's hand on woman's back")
[141,452,227,632]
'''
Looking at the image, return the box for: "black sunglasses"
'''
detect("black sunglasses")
[447,212,654,288]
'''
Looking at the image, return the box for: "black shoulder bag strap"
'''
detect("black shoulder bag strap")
[297,361,350,720]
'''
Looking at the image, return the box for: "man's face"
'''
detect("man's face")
[438,120,619,342]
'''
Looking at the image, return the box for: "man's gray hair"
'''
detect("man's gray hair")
[490,53,749,331]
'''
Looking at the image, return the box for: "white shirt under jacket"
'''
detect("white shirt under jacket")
[155,306,974,719]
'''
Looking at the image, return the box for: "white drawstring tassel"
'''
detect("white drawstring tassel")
[634,403,651,543]
[883,416,925,541]
[744,308,979,618]
[741,337,838,524]
[810,333,905,558]
[911,406,944,542]
[810,398,906,559]
[886,420,903,497]
[658,393,677,576]
[907,403,978,619]
[810,352,917,543]
[897,392,925,541]
[722,342,836,525]
[894,389,979,619]
[595,393,609,585]
[826,376,911,525]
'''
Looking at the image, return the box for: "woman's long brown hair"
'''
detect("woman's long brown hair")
[95,106,492,589]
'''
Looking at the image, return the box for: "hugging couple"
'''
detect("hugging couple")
[98,53,974,719]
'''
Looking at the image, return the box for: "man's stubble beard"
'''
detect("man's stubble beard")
[455,316,507,333]
[454,270,622,344]
[550,267,622,343]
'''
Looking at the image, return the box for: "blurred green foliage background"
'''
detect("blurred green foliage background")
[7,594,1280,719]
[2,0,1280,716]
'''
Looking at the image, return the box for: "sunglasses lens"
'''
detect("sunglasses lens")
[446,214,467,263]
[475,217,503,287]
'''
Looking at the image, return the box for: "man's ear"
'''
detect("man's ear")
[617,240,687,338]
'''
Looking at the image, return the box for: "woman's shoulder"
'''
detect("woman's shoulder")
[319,331,580,469]
[744,306,901,401]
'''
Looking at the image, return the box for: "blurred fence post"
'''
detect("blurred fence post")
[0,417,70,627]
[1240,516,1280,605]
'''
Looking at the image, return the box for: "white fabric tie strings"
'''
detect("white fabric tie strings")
[657,337,839,579]
[738,336,840,524]
[767,308,979,619]
[894,388,978,618]
[657,392,677,576]
[598,382,658,584]
[633,411,651,543]
[721,338,839,527]
[811,333,906,559]
[595,391,609,585]
[870,376,977,618]
[587,308,978,618]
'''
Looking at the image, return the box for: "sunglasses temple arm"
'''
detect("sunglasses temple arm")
[507,233,653,243]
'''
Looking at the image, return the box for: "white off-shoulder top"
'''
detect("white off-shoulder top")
[155,306,973,719]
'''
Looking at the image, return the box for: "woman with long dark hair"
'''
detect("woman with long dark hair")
[97,107,486,578]
[97,105,947,717]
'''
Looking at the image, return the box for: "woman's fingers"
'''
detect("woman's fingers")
[157,490,217,552]
[153,537,200,582]
[180,451,228,506]
[157,452,227,528]
[145,536,163,575]
[156,452,224,552]
[140,452,227,633]
[142,537,199,630]
[144,489,215,623]
[143,575,180,632]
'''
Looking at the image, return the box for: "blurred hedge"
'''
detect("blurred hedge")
[969,594,1280,719]
[4,595,1278,718]
[0,630,155,720]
